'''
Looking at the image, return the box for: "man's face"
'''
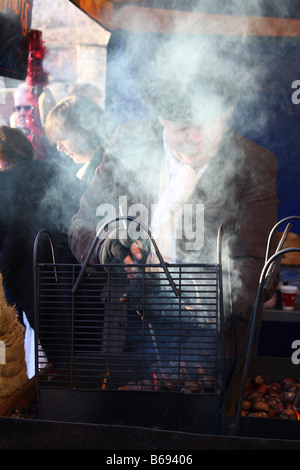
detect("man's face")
[14,92,32,130]
[159,109,232,168]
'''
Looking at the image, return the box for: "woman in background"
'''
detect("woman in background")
[45,94,113,186]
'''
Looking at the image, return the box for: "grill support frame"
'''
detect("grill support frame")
[33,222,232,434]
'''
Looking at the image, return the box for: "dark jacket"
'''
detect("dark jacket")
[0,157,85,328]
[69,118,278,314]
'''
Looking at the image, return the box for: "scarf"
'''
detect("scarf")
[150,132,208,263]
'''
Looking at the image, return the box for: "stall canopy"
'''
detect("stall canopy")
[70,0,300,35]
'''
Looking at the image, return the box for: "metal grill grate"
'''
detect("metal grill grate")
[35,262,224,395]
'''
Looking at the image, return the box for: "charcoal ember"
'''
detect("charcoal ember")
[117,360,213,393]
[10,406,26,418]
[118,378,159,392]
[118,380,141,391]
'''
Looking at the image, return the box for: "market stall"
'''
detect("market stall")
[1,0,300,449]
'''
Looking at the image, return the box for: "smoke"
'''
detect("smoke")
[106,0,299,130]
[100,1,295,316]
[18,1,293,314]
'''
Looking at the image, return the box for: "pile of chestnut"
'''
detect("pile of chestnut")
[242,375,300,419]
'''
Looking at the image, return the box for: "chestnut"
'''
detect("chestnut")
[256,384,267,396]
[253,400,270,412]
[242,400,252,410]
[267,383,281,395]
[252,375,264,386]
[244,381,254,396]
[268,409,278,418]
[248,411,269,418]
[279,409,297,420]
[265,397,280,408]
[282,391,296,404]
[253,393,265,403]
[281,377,295,391]
[247,390,263,402]
[274,402,285,415]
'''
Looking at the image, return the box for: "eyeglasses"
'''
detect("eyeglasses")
[13,105,32,112]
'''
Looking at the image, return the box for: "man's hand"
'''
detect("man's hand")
[122,239,147,277]
[98,228,150,275]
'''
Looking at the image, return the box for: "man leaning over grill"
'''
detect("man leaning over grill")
[68,39,279,358]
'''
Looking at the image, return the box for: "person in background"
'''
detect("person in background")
[13,83,56,161]
[0,125,85,372]
[12,83,33,135]
[45,94,113,185]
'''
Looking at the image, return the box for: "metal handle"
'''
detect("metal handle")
[265,215,300,262]
[72,216,180,296]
